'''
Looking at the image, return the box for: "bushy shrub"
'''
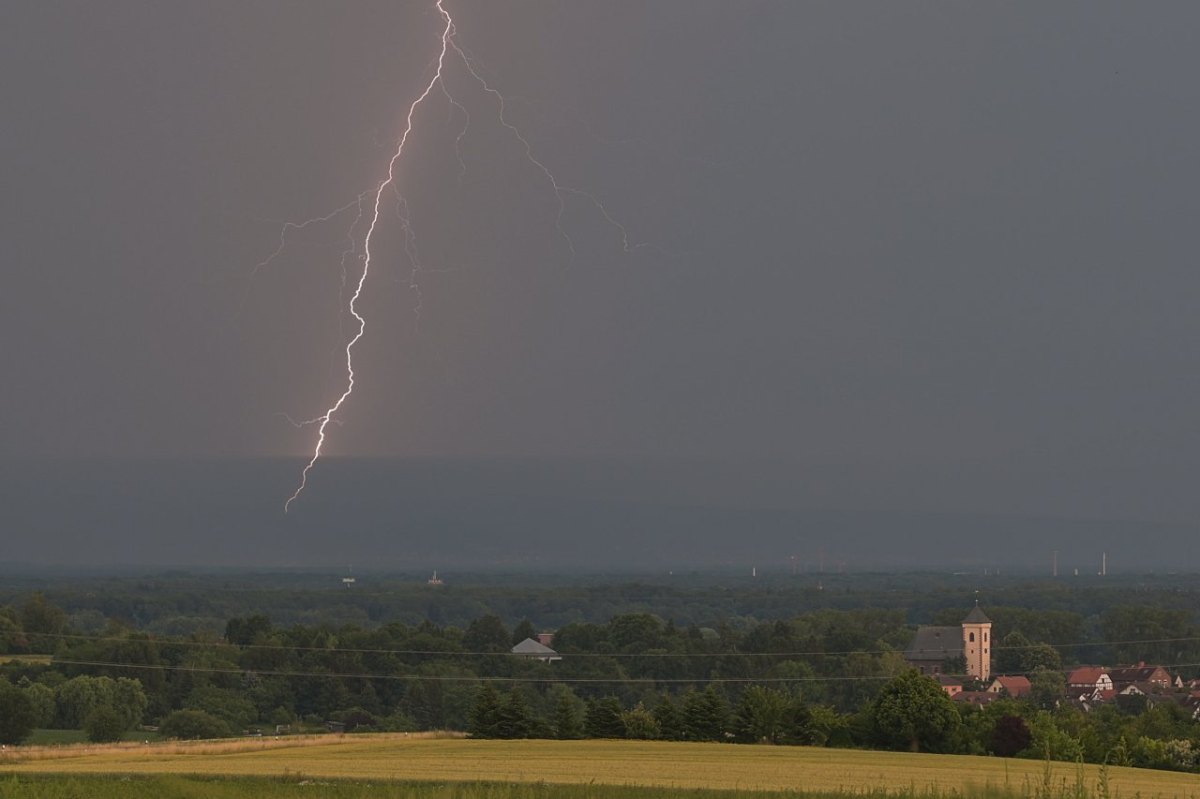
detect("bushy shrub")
[159,709,233,740]
[84,705,125,743]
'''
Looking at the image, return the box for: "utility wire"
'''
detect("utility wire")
[17,631,1200,660]
[40,658,1200,685]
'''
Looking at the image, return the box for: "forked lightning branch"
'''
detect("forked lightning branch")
[254,1,646,512]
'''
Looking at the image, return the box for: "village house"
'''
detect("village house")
[1109,662,1172,691]
[1066,666,1113,693]
[952,690,998,707]
[511,636,562,662]
[936,674,963,697]
[988,675,1032,698]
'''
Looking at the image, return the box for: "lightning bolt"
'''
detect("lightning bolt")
[283,1,455,513]
[278,1,657,511]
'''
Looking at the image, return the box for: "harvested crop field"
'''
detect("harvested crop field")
[3,736,1197,797]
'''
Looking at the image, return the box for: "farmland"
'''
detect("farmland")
[3,736,1198,797]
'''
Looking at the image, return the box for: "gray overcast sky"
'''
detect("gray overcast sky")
[3,2,1199,526]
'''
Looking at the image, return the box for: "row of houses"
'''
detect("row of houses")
[936,663,1200,717]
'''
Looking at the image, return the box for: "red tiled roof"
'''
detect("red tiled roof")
[1066,666,1108,686]
[992,675,1032,697]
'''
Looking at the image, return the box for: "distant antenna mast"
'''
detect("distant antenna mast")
[1099,552,1107,576]
[1052,550,1058,577]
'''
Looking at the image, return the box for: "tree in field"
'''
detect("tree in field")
[84,705,125,743]
[111,678,148,730]
[22,681,55,728]
[734,686,789,743]
[621,702,660,740]
[159,709,233,740]
[584,697,626,739]
[55,675,115,729]
[652,694,683,741]
[781,697,816,746]
[869,670,960,753]
[683,685,730,742]
[495,686,533,739]
[0,680,37,745]
[468,682,502,738]
[550,685,584,739]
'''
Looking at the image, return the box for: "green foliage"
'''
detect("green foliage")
[84,705,126,743]
[620,702,660,739]
[463,615,510,653]
[2,576,1198,775]
[495,687,533,739]
[1022,711,1082,762]
[869,670,960,753]
[183,685,256,732]
[19,593,67,641]
[55,675,116,728]
[468,683,502,738]
[225,614,272,646]
[682,685,730,742]
[652,694,683,741]
[22,681,55,728]
[733,685,788,743]
[550,685,584,739]
[159,708,233,740]
[0,679,37,744]
[1029,668,1066,711]
[584,697,626,739]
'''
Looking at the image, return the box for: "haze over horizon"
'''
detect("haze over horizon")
[3,3,1198,569]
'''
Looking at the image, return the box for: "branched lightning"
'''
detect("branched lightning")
[274,1,658,511]
[283,0,455,513]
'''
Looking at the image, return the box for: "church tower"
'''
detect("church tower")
[961,604,992,681]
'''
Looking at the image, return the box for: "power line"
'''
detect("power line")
[47,659,893,684]
[38,657,1200,686]
[18,631,1200,660]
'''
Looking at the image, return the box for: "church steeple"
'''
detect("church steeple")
[961,601,992,681]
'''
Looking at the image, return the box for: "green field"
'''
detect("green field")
[3,736,1198,798]
[23,729,165,746]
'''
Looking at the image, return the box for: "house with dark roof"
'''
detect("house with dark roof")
[936,674,963,697]
[952,690,998,707]
[1109,663,1172,691]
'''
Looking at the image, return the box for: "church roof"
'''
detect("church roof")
[962,605,991,624]
[906,626,961,661]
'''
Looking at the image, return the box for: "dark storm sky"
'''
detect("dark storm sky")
[3,1,1199,527]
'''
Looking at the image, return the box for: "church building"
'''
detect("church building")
[904,605,992,681]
